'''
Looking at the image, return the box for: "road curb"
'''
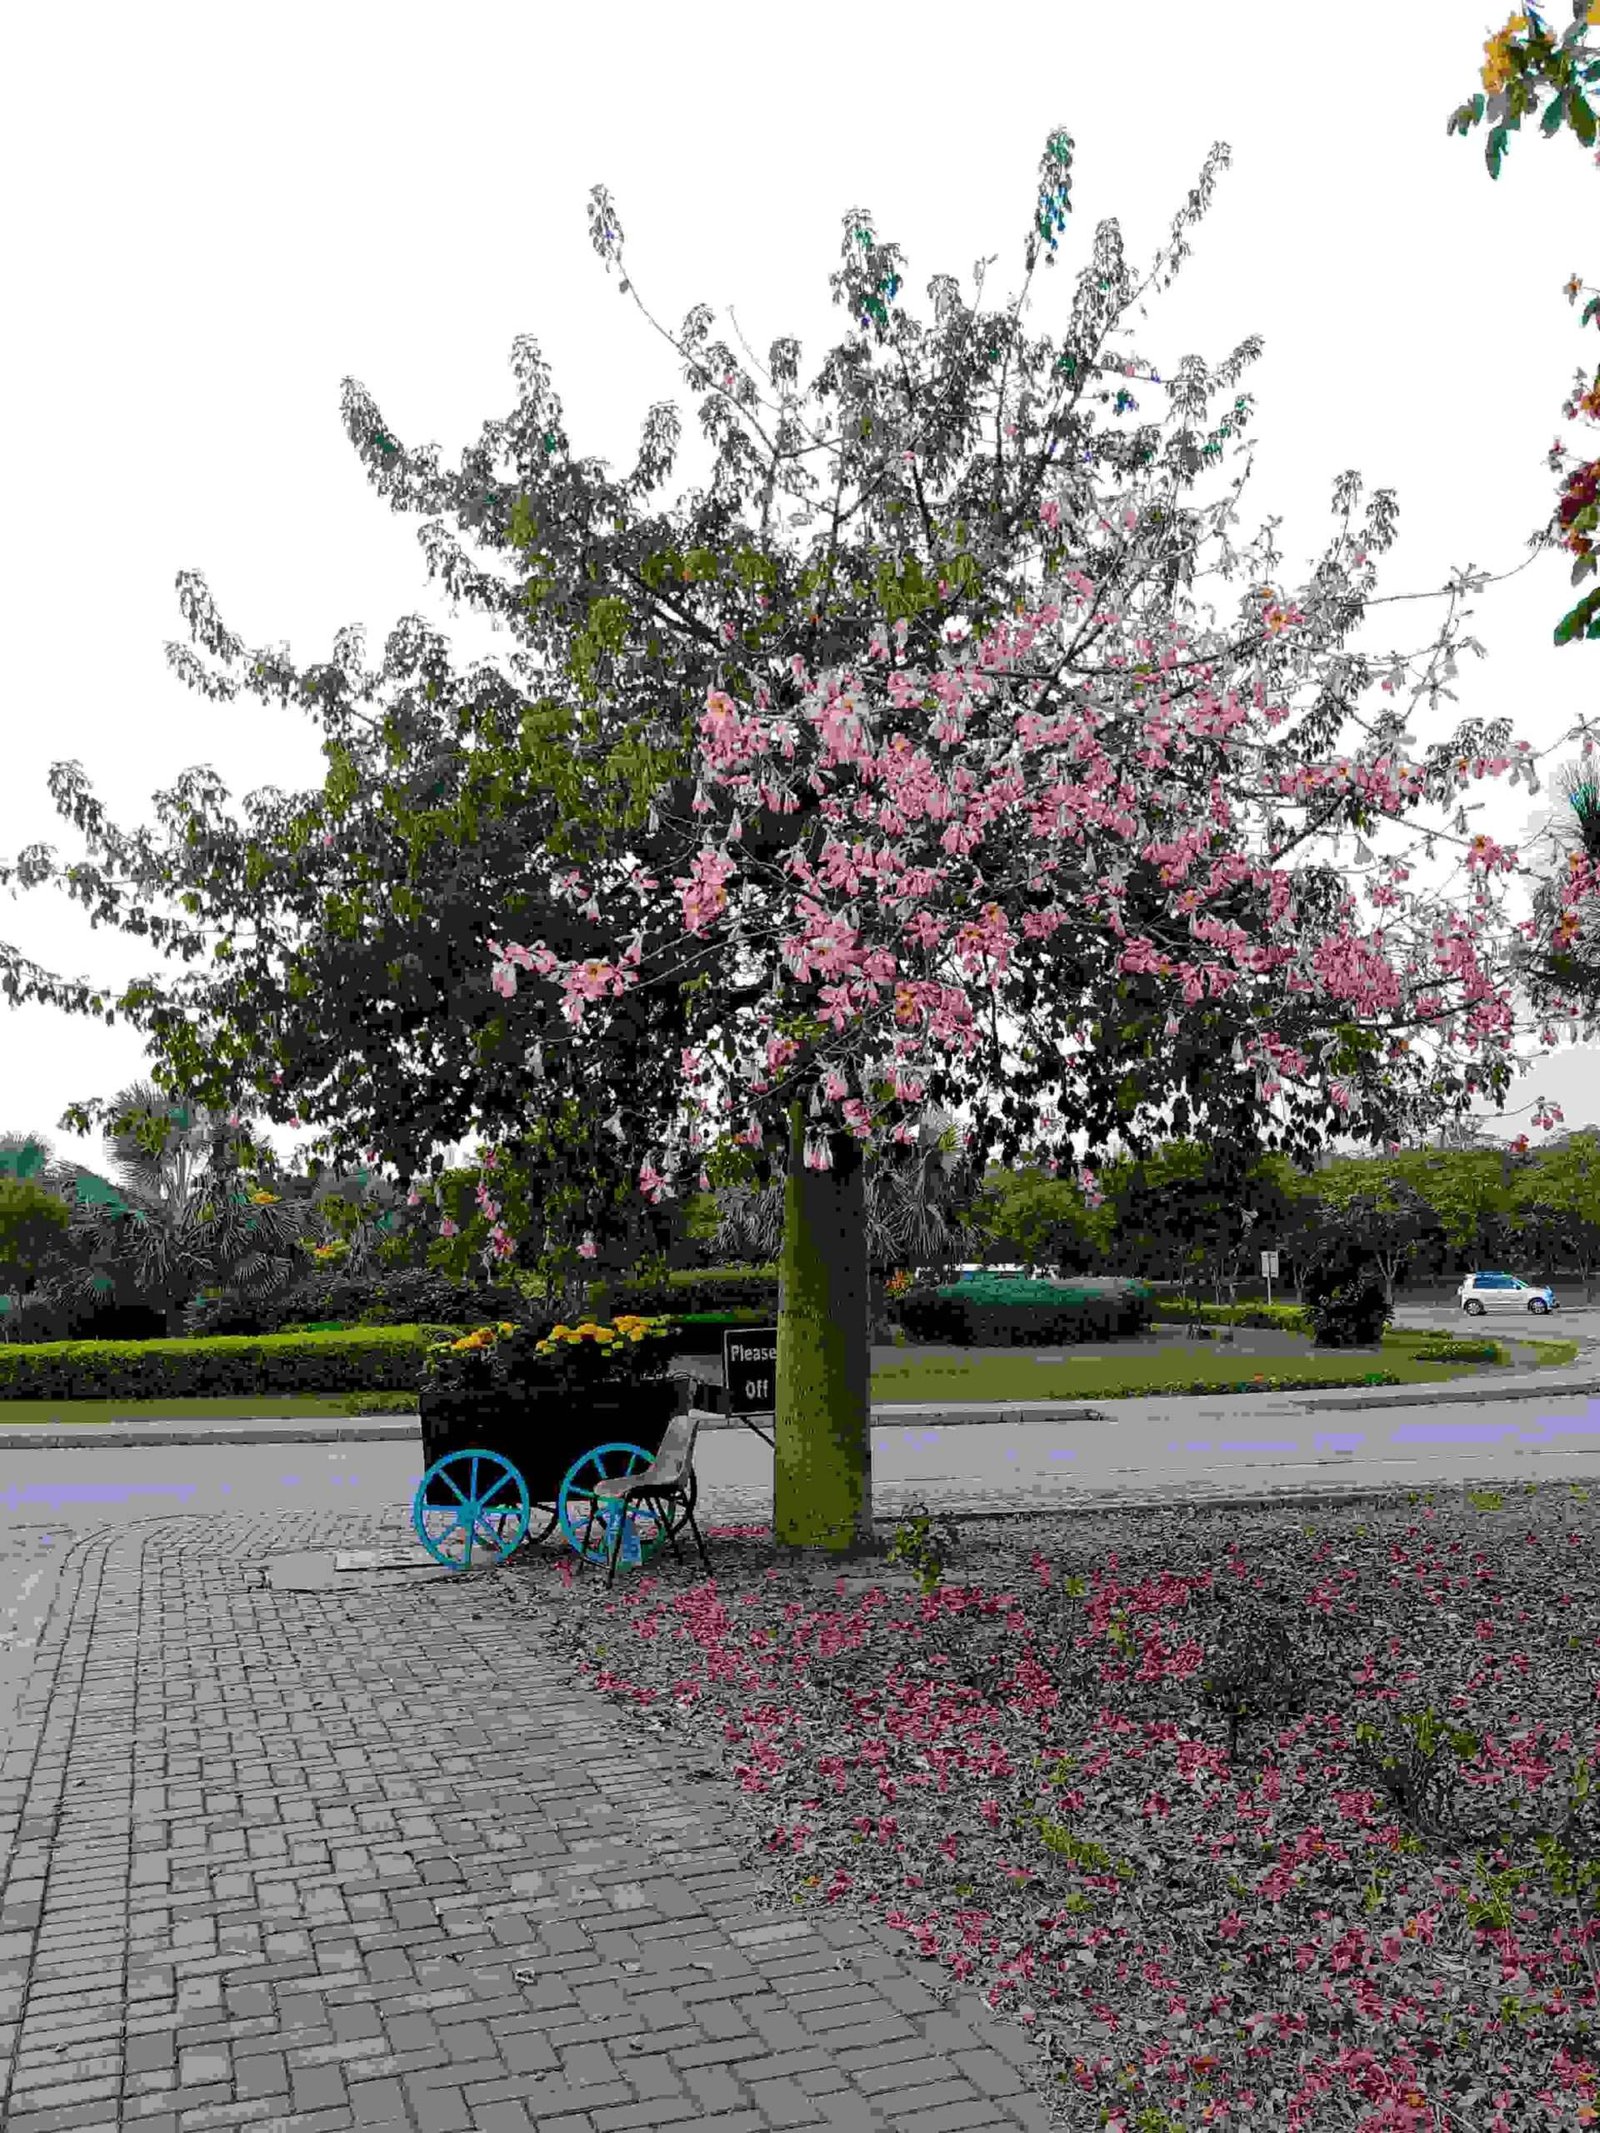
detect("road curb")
[1,1369,1598,1449]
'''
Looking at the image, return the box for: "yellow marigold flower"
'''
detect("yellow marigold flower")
[249,1190,280,1205]
[551,1324,571,1338]
[497,1321,516,1336]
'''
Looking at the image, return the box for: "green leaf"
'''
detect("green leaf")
[1543,92,1568,136]
[1572,89,1597,146]
[1488,122,1509,177]
[1555,583,1600,645]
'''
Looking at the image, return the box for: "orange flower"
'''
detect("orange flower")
[1481,15,1530,95]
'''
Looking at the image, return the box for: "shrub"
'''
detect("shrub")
[610,1267,780,1316]
[1413,1337,1502,1364]
[183,1265,523,1338]
[0,1293,73,1344]
[897,1275,1152,1347]
[1300,1239,1391,1348]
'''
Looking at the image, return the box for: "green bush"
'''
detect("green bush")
[1301,1241,1392,1349]
[186,1266,527,1338]
[1153,1299,1313,1334]
[0,1325,442,1402]
[611,1267,780,1317]
[898,1275,1153,1347]
[1412,1338,1503,1364]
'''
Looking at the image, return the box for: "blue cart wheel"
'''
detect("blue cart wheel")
[412,1449,532,1571]
[557,1440,698,1570]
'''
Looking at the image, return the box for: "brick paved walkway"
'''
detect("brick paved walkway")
[0,1506,1062,2133]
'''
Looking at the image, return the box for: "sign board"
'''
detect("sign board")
[1259,1250,1280,1278]
[722,1326,778,1414]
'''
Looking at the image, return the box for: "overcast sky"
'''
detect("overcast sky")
[3,1,1598,1196]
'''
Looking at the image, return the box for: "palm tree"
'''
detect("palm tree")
[47,1080,316,1337]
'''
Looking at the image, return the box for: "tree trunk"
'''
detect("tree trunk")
[773,1099,874,1557]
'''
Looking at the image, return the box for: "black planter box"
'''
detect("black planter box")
[417,1376,683,1507]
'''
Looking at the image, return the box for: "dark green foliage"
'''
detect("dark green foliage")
[1300,1237,1392,1348]
[897,1275,1153,1347]
[182,1264,524,1337]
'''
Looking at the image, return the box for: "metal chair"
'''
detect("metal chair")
[580,1408,715,1590]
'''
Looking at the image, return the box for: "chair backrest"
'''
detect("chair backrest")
[645,1408,705,1488]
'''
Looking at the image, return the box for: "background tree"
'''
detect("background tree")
[1090,1140,1301,1315]
[1386,1146,1521,1278]
[0,1129,169,1337]
[1509,1126,1600,1297]
[46,1079,314,1338]
[1302,1155,1436,1309]
[962,1159,1118,1275]
[1235,1150,1325,1302]
[0,1175,72,1323]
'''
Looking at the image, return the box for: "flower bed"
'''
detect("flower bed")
[508,1483,1600,2131]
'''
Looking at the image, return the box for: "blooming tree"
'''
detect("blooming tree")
[5,127,1599,1552]
[479,144,1600,1550]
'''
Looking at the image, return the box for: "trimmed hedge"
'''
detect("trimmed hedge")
[897,1275,1155,1348]
[0,1325,451,1401]
[1153,1299,1313,1334]
[608,1269,780,1317]
[1412,1337,1503,1365]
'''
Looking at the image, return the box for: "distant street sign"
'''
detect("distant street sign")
[1259,1251,1280,1278]
[722,1326,778,1413]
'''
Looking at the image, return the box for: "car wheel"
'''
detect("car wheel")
[1464,1299,1485,1316]
[1530,1298,1550,1314]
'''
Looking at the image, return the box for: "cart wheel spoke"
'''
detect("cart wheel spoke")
[557,1440,679,1569]
[411,1449,531,1572]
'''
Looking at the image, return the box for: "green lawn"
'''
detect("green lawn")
[869,1328,1582,1404]
[0,1392,402,1426]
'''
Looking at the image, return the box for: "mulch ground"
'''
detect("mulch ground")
[504,1484,1600,2131]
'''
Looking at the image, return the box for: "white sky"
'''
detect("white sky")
[3,1,1599,1198]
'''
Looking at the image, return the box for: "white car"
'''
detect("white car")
[1457,1271,1560,1316]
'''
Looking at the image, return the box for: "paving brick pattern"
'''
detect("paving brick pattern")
[0,1507,1066,2131]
